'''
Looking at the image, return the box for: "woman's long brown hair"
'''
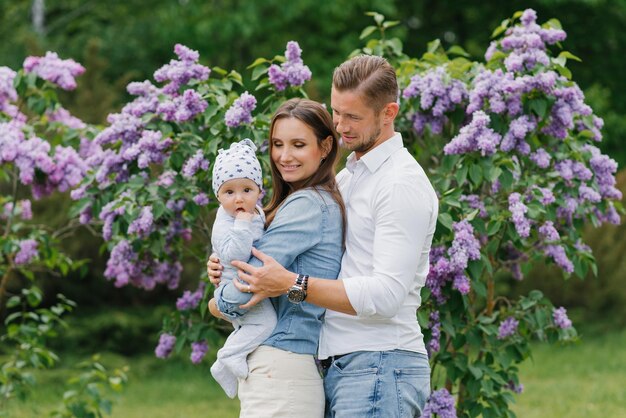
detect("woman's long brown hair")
[264,98,346,243]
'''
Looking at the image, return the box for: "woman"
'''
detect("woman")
[209,98,345,418]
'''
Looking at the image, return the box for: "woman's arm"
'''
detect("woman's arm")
[232,248,356,315]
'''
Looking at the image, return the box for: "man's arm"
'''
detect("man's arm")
[232,248,356,315]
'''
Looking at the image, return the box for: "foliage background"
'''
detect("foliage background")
[1,0,625,349]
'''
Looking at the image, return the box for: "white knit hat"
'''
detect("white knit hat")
[212,138,263,195]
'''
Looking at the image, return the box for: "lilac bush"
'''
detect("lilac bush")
[390,8,620,416]
[0,53,93,407]
[71,42,312,364]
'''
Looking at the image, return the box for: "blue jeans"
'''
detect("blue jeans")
[323,350,430,418]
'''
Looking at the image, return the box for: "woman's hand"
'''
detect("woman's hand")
[206,253,223,286]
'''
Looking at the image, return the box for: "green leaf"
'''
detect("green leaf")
[558,51,582,62]
[555,64,572,80]
[528,98,549,119]
[473,279,487,298]
[447,45,470,57]
[469,364,483,379]
[469,164,483,187]
[251,65,268,81]
[438,213,454,231]
[247,57,269,69]
[427,39,442,54]
[7,295,21,308]
[487,221,502,236]
[455,165,468,186]
[359,26,377,40]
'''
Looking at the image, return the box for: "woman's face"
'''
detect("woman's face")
[271,117,326,188]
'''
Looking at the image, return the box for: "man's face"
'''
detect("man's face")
[331,87,383,159]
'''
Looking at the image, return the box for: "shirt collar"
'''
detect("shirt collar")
[345,132,403,174]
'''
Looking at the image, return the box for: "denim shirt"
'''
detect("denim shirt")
[248,188,344,355]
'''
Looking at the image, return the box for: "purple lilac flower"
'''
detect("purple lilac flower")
[190,340,209,364]
[423,388,457,418]
[182,150,210,178]
[224,91,257,128]
[542,84,592,139]
[596,203,621,225]
[79,205,92,224]
[553,306,572,329]
[466,69,521,117]
[153,44,210,94]
[556,196,578,223]
[32,145,88,198]
[493,9,566,73]
[427,311,441,355]
[500,115,536,155]
[20,200,32,220]
[176,282,206,311]
[47,107,86,129]
[578,185,601,203]
[158,89,208,122]
[444,111,501,156]
[585,145,622,200]
[452,272,470,295]
[529,148,551,169]
[426,249,452,304]
[123,80,161,117]
[497,317,519,339]
[104,239,182,289]
[508,193,531,238]
[94,112,145,146]
[128,206,154,236]
[538,221,560,242]
[448,220,481,271]
[268,41,312,91]
[535,186,555,205]
[23,52,85,90]
[544,245,574,273]
[155,333,177,359]
[403,67,468,135]
[0,66,18,104]
[14,239,38,265]
[13,136,55,187]
[192,192,210,206]
[157,170,177,187]
[121,130,173,169]
[460,195,487,218]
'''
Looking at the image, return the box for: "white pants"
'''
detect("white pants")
[238,345,324,418]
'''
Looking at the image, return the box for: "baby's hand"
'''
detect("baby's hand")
[235,211,255,222]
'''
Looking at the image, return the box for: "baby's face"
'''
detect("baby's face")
[217,178,261,217]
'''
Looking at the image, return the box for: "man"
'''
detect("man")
[212,55,438,416]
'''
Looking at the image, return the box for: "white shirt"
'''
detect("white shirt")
[318,133,439,359]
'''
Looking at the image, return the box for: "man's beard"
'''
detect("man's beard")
[351,126,381,155]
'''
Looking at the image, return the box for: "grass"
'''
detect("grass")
[5,328,625,417]
[511,327,626,417]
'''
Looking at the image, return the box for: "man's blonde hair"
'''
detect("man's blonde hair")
[332,55,398,112]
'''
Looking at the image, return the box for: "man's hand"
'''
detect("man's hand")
[231,248,296,309]
[206,253,223,286]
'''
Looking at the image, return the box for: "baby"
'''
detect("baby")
[208,139,276,398]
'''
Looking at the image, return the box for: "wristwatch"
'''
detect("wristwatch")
[287,273,309,303]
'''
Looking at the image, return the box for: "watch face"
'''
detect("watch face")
[288,287,305,303]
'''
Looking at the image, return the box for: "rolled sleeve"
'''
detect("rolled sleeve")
[343,180,435,318]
